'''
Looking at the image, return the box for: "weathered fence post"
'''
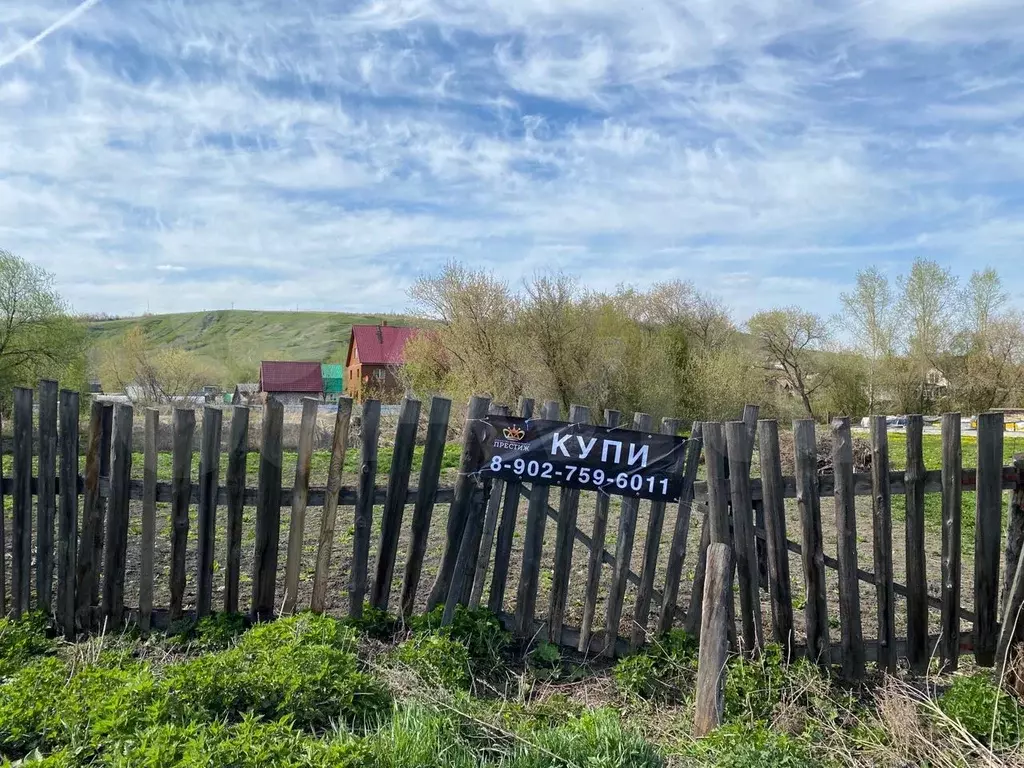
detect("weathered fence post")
[311,397,352,614]
[657,422,703,636]
[975,411,1004,667]
[37,380,58,615]
[102,404,133,628]
[832,416,864,680]
[401,396,452,617]
[694,543,733,738]
[196,406,224,618]
[140,409,158,632]
[224,406,250,614]
[870,415,896,672]
[76,401,104,628]
[725,420,762,655]
[12,387,32,618]
[997,547,1024,682]
[283,398,318,614]
[1003,454,1024,626]
[758,420,794,656]
[169,407,196,622]
[488,398,535,617]
[905,414,928,672]
[430,395,491,610]
[794,419,830,667]
[549,404,590,644]
[941,413,963,672]
[252,398,284,621]
[0,408,4,617]
[602,411,652,655]
[57,390,80,639]
[373,396,421,611]
[471,404,510,610]
[351,399,381,619]
[92,404,112,609]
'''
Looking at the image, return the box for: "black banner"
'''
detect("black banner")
[474,415,688,502]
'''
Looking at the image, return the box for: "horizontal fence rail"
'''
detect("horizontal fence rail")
[3,381,1024,682]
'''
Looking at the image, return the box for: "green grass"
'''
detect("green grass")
[85,310,420,386]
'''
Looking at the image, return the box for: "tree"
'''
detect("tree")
[840,267,896,414]
[0,250,86,411]
[963,267,1007,338]
[748,308,832,419]
[98,325,212,403]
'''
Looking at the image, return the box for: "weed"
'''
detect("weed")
[682,723,819,768]
[938,673,1024,748]
[344,604,399,640]
[510,708,664,768]
[411,605,510,672]
[165,612,247,651]
[613,629,698,702]
[394,633,471,690]
[0,614,53,679]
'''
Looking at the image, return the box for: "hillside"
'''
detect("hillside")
[85,310,420,385]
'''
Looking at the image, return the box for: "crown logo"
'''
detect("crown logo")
[503,426,525,442]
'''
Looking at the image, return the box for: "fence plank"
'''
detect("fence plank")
[683,520,710,636]
[832,416,865,680]
[36,380,58,615]
[283,398,318,615]
[694,543,733,738]
[1003,454,1024,624]
[871,415,896,673]
[518,400,560,637]
[224,406,250,614]
[373,397,422,611]
[742,405,767,590]
[794,419,830,666]
[758,420,794,655]
[941,413,963,672]
[471,404,510,609]
[975,411,1004,667]
[76,401,104,628]
[401,396,452,617]
[579,409,622,648]
[139,409,158,632]
[488,398,535,617]
[169,408,196,622]
[311,398,352,614]
[252,398,283,620]
[602,411,652,655]
[92,404,112,609]
[12,387,32,618]
[725,420,762,655]
[196,406,223,619]
[997,547,1024,682]
[0,408,4,617]
[549,404,590,644]
[350,399,381,619]
[905,414,929,672]
[429,395,491,610]
[57,391,79,638]
[102,404,133,628]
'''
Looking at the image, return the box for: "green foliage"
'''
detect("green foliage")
[411,605,510,671]
[509,709,664,768]
[938,674,1024,748]
[725,645,808,724]
[684,723,818,768]
[165,612,247,651]
[613,629,698,701]
[527,640,563,680]
[0,615,54,679]
[365,706,478,768]
[344,605,399,640]
[394,633,470,690]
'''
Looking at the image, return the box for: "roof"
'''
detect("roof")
[321,364,343,394]
[349,324,418,366]
[259,361,323,393]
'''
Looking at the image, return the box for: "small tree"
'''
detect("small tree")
[748,307,832,419]
[840,267,896,414]
[98,325,212,403]
[0,250,86,412]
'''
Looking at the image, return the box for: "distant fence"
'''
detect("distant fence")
[3,380,1024,677]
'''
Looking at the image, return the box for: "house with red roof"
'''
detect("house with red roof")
[344,321,418,402]
[259,360,324,406]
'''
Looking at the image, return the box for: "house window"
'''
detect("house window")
[373,368,385,382]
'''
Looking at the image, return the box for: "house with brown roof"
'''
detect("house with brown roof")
[259,361,324,407]
[344,321,418,403]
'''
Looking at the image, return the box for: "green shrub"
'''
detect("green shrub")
[510,708,664,768]
[411,606,510,670]
[366,706,477,768]
[344,605,399,640]
[724,644,792,723]
[684,723,818,768]
[394,633,471,690]
[236,613,358,655]
[166,612,248,652]
[613,629,698,701]
[0,614,54,679]
[939,674,1024,748]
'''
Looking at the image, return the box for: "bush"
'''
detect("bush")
[165,612,248,651]
[510,709,664,768]
[394,633,470,690]
[366,706,478,768]
[411,606,510,670]
[613,629,698,701]
[939,674,1024,748]
[344,605,399,640]
[684,723,818,768]
[0,614,54,679]
[724,644,793,723]
[236,613,359,655]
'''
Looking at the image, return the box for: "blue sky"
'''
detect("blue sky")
[1,0,1023,320]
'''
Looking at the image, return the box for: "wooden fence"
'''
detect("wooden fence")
[3,381,1024,679]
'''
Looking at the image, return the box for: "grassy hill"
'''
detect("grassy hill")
[85,310,419,386]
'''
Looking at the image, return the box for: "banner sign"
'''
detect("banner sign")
[475,415,688,502]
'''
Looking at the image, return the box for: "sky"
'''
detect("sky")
[1,0,1023,321]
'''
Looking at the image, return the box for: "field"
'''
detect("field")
[84,310,419,385]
